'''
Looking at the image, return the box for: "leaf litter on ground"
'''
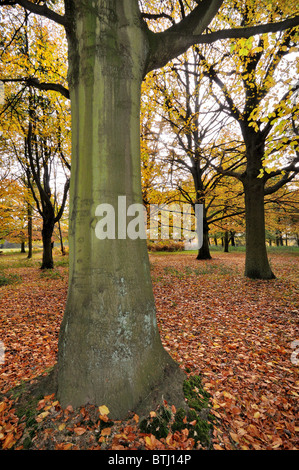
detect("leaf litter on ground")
[0,250,298,450]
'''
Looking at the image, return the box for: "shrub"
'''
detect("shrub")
[147,240,184,252]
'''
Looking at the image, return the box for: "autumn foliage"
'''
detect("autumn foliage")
[0,249,298,450]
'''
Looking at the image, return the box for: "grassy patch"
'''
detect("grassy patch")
[0,271,21,287]
[139,375,213,448]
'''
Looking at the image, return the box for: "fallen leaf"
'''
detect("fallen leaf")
[99,405,110,416]
[74,427,86,436]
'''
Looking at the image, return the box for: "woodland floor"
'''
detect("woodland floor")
[0,248,298,451]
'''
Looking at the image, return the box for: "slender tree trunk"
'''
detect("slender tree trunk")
[57,2,185,418]
[20,241,25,253]
[224,231,229,253]
[230,231,235,246]
[58,220,65,255]
[27,203,33,259]
[243,178,275,279]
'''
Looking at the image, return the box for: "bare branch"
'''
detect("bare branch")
[1,77,70,99]
[145,5,299,75]
[0,0,66,27]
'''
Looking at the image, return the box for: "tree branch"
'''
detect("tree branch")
[0,77,70,99]
[144,0,224,74]
[54,177,70,223]
[0,0,67,27]
[264,170,298,196]
[145,5,299,75]
[196,16,299,45]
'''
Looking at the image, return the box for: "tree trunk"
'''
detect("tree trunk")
[243,178,275,279]
[41,220,54,269]
[197,221,211,259]
[57,2,185,419]
[230,231,235,246]
[58,220,65,255]
[20,241,25,253]
[223,231,229,252]
[27,203,33,259]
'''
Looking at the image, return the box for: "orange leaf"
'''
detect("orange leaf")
[101,427,112,436]
[2,433,16,449]
[74,427,86,435]
[230,432,239,443]
[0,402,6,413]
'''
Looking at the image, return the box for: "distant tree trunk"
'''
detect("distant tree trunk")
[58,220,65,255]
[41,208,55,269]
[27,203,33,259]
[223,231,229,252]
[230,230,235,246]
[20,241,25,253]
[214,235,218,246]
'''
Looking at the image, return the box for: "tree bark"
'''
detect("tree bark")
[197,216,211,259]
[41,219,54,269]
[223,231,229,253]
[243,177,275,279]
[27,203,33,259]
[57,1,185,418]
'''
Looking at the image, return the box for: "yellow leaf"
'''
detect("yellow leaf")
[99,405,110,416]
[254,412,261,419]
[36,411,49,422]
[150,411,157,418]
[58,423,66,431]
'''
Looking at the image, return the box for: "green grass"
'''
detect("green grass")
[150,245,299,255]
[0,271,22,287]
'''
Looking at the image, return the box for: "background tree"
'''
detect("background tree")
[0,7,70,267]
[196,5,299,278]
[146,45,247,258]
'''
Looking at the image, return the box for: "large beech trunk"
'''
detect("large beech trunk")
[57,1,185,418]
